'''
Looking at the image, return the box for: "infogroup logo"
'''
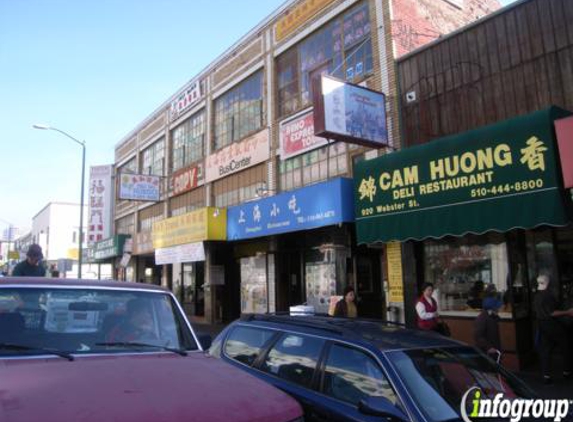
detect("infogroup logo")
[460,387,571,422]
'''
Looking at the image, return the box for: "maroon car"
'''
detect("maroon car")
[0,278,303,422]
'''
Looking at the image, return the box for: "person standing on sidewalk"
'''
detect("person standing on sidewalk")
[474,285,503,359]
[11,244,46,277]
[416,283,439,331]
[534,275,573,384]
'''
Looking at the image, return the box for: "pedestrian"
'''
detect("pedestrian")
[333,286,357,318]
[416,283,440,331]
[11,244,46,277]
[474,284,502,359]
[533,274,573,384]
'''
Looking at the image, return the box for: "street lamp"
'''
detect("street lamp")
[33,124,86,278]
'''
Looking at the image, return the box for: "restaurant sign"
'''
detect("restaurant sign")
[205,129,269,183]
[93,235,130,261]
[152,207,226,249]
[355,107,571,243]
[279,109,329,160]
[227,178,354,240]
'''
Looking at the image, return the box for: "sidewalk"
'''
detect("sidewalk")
[515,370,573,399]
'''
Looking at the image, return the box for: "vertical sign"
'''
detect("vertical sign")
[386,242,404,303]
[88,165,114,244]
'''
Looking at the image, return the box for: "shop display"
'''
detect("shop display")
[240,256,268,314]
[305,262,337,314]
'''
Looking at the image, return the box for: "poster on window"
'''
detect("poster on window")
[313,75,389,148]
[240,256,268,314]
[87,165,113,244]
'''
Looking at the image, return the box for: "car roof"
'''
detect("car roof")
[238,314,463,352]
[0,277,169,293]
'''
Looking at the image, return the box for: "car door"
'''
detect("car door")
[254,331,330,422]
[311,342,409,422]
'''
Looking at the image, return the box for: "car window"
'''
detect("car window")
[224,326,275,366]
[0,287,198,356]
[322,344,397,406]
[261,333,325,387]
[386,347,532,422]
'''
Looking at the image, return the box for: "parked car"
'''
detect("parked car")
[0,278,303,422]
[209,314,536,422]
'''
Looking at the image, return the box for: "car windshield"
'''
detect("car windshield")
[0,287,198,357]
[386,346,532,422]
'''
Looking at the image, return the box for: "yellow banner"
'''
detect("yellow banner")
[67,248,79,260]
[275,0,336,42]
[152,207,227,249]
[386,242,404,303]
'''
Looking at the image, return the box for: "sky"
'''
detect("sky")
[0,0,518,233]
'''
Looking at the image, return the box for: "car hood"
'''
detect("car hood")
[0,353,301,422]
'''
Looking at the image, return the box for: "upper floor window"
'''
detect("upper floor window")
[277,2,373,117]
[141,138,165,176]
[171,111,205,172]
[214,71,263,150]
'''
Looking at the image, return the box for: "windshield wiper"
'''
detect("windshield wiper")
[0,342,74,361]
[95,342,188,356]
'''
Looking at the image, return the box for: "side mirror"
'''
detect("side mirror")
[197,333,212,350]
[358,396,407,422]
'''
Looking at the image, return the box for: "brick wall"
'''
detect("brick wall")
[391,0,501,57]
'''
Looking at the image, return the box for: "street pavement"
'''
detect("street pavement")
[191,321,572,399]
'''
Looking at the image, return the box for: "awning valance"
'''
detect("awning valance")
[354,107,571,244]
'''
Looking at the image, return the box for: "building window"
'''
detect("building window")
[141,138,165,176]
[171,111,205,172]
[118,157,137,175]
[116,214,135,236]
[424,234,511,317]
[279,143,349,191]
[170,187,205,217]
[138,203,164,232]
[277,2,373,118]
[213,164,266,208]
[214,71,263,150]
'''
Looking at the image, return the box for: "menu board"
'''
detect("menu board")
[386,242,404,303]
[305,262,337,314]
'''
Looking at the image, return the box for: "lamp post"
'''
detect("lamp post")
[33,124,86,278]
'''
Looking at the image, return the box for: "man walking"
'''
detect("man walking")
[534,275,573,384]
[12,244,46,277]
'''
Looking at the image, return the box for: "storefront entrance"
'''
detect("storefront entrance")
[179,262,205,317]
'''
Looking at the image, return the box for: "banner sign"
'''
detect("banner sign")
[355,107,571,243]
[280,109,329,160]
[152,207,226,249]
[118,173,161,201]
[170,163,203,196]
[170,80,203,122]
[155,242,205,265]
[386,242,404,303]
[87,165,113,244]
[227,178,354,240]
[274,0,336,42]
[205,129,269,183]
[313,75,389,148]
[93,235,129,261]
[554,116,573,189]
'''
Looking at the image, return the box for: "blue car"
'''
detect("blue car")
[209,315,536,422]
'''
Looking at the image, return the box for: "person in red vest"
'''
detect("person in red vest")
[416,283,439,331]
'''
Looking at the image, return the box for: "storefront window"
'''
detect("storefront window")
[141,138,165,176]
[526,230,559,296]
[171,110,205,172]
[214,71,263,150]
[138,202,164,232]
[279,142,348,191]
[424,234,511,317]
[276,2,373,118]
[241,256,268,314]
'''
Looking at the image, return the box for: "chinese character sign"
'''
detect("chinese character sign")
[87,165,113,244]
[227,178,354,240]
[118,173,161,201]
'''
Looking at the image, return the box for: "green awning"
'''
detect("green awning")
[355,107,572,244]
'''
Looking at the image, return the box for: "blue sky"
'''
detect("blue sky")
[0,0,518,232]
